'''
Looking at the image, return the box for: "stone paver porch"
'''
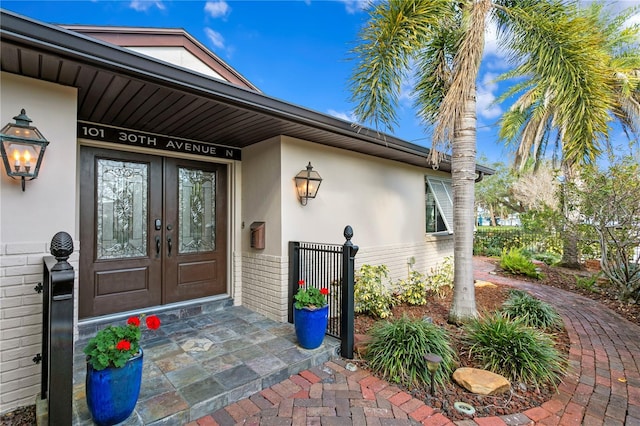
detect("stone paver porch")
[71,300,340,425]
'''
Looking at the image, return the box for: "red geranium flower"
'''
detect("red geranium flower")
[320,288,329,296]
[116,340,131,351]
[127,316,140,327]
[145,315,161,330]
[298,280,305,286]
[85,312,161,370]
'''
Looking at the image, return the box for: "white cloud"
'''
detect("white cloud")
[337,0,368,15]
[204,0,230,19]
[328,109,358,123]
[129,0,165,12]
[476,72,502,120]
[204,28,225,49]
[483,21,510,68]
[625,11,640,29]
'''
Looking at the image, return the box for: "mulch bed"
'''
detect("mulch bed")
[354,283,570,421]
[0,405,35,426]
[353,258,639,420]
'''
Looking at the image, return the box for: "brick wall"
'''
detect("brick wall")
[240,252,289,322]
[355,236,454,283]
[0,241,78,415]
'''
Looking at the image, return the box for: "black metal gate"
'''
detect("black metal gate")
[289,226,358,358]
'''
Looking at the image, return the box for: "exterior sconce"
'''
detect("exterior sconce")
[0,109,49,191]
[294,162,322,206]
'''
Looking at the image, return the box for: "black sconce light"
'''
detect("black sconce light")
[0,109,49,191]
[294,162,322,206]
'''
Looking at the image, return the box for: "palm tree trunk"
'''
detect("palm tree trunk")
[560,225,581,268]
[448,92,478,324]
[560,166,581,269]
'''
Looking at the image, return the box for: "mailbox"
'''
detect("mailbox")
[250,222,265,249]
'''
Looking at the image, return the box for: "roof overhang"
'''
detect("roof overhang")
[0,9,494,176]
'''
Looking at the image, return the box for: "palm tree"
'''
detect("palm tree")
[498,2,640,267]
[349,0,615,323]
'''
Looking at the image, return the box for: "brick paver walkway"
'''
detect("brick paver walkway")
[191,258,640,425]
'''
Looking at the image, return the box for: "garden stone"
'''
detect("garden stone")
[452,367,510,395]
[474,280,496,288]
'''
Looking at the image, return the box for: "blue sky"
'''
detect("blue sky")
[2,0,638,165]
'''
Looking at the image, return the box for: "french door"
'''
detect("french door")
[79,147,227,319]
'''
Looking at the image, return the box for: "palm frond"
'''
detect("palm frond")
[348,0,452,132]
[432,0,491,157]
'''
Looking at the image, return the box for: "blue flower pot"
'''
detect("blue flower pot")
[294,305,329,349]
[86,349,143,426]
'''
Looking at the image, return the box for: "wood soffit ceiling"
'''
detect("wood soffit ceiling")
[0,9,494,175]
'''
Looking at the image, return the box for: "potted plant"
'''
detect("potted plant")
[83,314,161,426]
[293,280,330,349]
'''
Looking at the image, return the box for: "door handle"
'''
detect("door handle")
[167,236,172,257]
[155,236,160,257]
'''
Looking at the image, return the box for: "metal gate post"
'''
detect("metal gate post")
[340,226,358,359]
[42,232,75,425]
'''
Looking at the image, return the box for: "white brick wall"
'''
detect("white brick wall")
[0,241,79,415]
[0,242,46,413]
[241,252,289,322]
[356,236,454,283]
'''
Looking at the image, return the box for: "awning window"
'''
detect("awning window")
[425,177,453,234]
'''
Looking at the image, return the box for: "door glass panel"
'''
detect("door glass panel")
[178,167,216,253]
[96,159,148,259]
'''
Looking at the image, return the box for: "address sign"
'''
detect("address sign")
[78,122,241,160]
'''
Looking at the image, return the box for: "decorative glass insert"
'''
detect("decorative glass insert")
[179,167,216,253]
[97,159,148,259]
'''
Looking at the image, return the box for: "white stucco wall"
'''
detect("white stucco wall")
[240,135,455,321]
[127,46,225,81]
[280,136,427,249]
[0,72,78,414]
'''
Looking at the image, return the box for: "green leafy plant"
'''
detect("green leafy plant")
[355,264,395,318]
[500,248,540,279]
[365,315,456,388]
[84,314,161,370]
[533,252,561,266]
[425,257,454,298]
[395,270,427,305]
[575,274,600,292]
[463,313,567,389]
[294,280,329,309]
[500,291,562,330]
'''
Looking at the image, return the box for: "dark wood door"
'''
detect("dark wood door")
[163,157,227,303]
[79,147,227,318]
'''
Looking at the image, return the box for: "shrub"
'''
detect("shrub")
[575,274,599,292]
[463,313,567,389]
[354,264,395,318]
[425,257,454,298]
[366,315,456,388]
[483,246,503,257]
[533,252,561,266]
[500,248,540,279]
[396,270,427,305]
[500,291,562,330]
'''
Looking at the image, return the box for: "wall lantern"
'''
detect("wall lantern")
[294,162,322,206]
[0,109,49,191]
